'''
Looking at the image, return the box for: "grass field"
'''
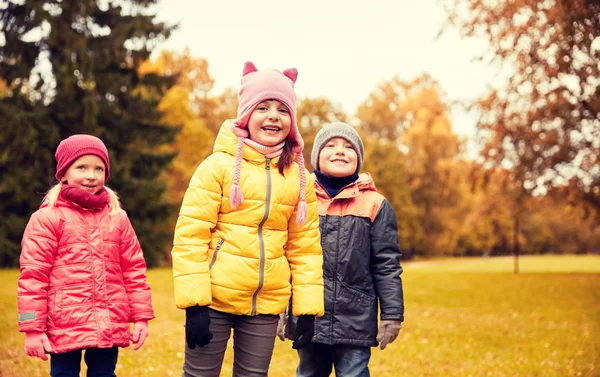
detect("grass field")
[1,255,598,376]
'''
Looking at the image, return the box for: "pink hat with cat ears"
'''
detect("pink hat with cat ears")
[231,61,304,152]
[229,61,308,224]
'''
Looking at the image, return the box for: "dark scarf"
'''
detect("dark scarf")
[314,169,359,199]
[59,184,110,210]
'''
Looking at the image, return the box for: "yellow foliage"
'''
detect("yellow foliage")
[0,78,8,98]
[138,50,218,207]
[296,97,348,169]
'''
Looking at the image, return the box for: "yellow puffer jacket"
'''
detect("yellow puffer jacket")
[172,120,324,317]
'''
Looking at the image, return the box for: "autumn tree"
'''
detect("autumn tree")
[356,77,464,256]
[296,97,348,169]
[358,77,413,141]
[0,78,7,97]
[196,87,238,136]
[442,0,600,211]
[139,50,217,206]
[362,138,422,256]
[0,0,177,267]
[456,164,522,256]
[402,82,467,256]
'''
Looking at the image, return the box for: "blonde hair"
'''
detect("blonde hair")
[43,182,121,215]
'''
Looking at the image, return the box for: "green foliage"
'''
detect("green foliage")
[1,255,599,376]
[0,92,58,266]
[0,0,178,267]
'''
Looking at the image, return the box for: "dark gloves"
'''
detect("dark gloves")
[292,315,314,349]
[185,306,213,349]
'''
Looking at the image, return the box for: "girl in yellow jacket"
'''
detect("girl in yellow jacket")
[172,61,324,377]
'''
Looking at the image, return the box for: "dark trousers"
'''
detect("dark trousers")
[183,308,279,377]
[296,343,371,377]
[50,347,119,377]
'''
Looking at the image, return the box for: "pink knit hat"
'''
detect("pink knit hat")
[229,61,308,224]
[55,134,110,181]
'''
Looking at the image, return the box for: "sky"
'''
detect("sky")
[151,0,505,147]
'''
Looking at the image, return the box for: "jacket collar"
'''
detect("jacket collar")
[40,194,108,212]
[314,172,377,200]
[214,120,280,165]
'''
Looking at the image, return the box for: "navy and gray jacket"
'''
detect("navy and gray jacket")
[288,172,404,347]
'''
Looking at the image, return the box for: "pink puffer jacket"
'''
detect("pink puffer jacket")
[17,196,154,354]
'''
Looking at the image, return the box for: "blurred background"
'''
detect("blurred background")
[0,0,598,268]
[1,2,599,376]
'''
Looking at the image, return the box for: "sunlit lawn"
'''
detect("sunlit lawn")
[1,255,598,376]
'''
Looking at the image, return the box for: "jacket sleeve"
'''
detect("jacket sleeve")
[17,210,57,333]
[370,199,404,321]
[119,212,155,322]
[286,170,325,317]
[171,155,223,309]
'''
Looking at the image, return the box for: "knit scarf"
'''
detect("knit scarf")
[244,138,285,158]
[231,136,308,225]
[60,184,109,210]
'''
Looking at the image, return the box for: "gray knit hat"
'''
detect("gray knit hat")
[311,122,364,174]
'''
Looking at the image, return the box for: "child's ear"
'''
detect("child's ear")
[243,61,258,75]
[283,68,298,84]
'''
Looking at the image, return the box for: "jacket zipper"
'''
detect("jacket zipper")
[331,216,341,339]
[252,157,272,315]
[209,239,224,270]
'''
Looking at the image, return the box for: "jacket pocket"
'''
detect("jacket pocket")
[48,290,63,327]
[209,239,224,270]
[337,283,376,321]
[339,283,375,306]
[335,283,378,341]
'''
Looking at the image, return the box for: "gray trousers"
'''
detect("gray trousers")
[183,308,279,377]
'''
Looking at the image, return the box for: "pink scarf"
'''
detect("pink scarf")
[60,184,109,210]
[243,139,285,158]
[230,135,308,225]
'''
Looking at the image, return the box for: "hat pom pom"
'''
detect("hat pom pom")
[296,200,308,225]
[230,184,244,209]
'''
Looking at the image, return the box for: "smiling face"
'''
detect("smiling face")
[247,99,292,146]
[318,137,359,178]
[62,155,106,194]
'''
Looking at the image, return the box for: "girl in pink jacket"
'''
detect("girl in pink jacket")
[17,134,155,377]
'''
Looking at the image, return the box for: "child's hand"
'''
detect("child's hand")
[376,320,403,350]
[292,315,315,349]
[276,313,287,341]
[185,306,213,349]
[131,320,149,350]
[25,332,52,361]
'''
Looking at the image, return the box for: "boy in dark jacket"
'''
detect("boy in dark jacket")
[279,122,405,377]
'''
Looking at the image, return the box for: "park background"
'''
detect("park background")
[0,0,599,376]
